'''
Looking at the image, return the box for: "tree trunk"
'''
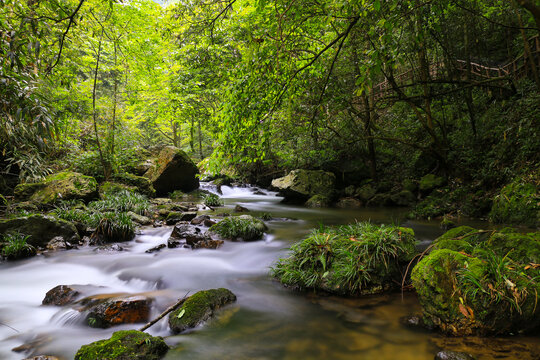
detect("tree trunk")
[198,118,203,160]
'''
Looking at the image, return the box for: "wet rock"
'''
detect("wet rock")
[42,285,81,306]
[127,211,152,226]
[399,315,431,330]
[151,198,172,206]
[435,350,477,360]
[168,222,209,248]
[305,195,331,208]
[191,215,210,225]
[24,356,60,360]
[94,244,125,252]
[135,159,155,176]
[209,215,267,241]
[336,197,363,208]
[146,244,166,253]
[74,330,169,360]
[84,295,152,328]
[366,193,393,207]
[168,288,236,333]
[356,183,376,202]
[14,171,98,205]
[253,189,267,195]
[203,219,216,227]
[193,239,224,250]
[165,211,197,225]
[144,146,199,196]
[390,190,416,206]
[0,214,80,248]
[271,169,335,203]
[234,205,249,212]
[46,236,73,251]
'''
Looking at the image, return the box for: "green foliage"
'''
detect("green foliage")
[0,232,36,260]
[93,212,135,243]
[203,193,224,207]
[271,222,417,295]
[209,215,267,241]
[89,190,150,216]
[489,175,539,227]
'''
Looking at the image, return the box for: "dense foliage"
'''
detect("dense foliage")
[1,0,538,222]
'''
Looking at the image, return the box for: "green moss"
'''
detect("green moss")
[74,330,169,360]
[271,222,417,295]
[305,195,331,208]
[489,176,539,227]
[209,215,267,241]
[412,227,540,335]
[168,288,236,333]
[419,174,445,192]
[113,173,156,197]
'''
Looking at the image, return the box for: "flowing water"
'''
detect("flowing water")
[0,184,538,359]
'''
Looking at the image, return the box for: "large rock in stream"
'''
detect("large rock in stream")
[14,171,98,206]
[0,214,80,248]
[271,169,335,203]
[75,330,169,360]
[80,294,152,328]
[168,288,236,333]
[411,226,540,335]
[144,146,199,196]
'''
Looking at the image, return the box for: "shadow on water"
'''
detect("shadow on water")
[0,184,538,359]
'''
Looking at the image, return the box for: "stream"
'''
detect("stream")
[0,184,538,359]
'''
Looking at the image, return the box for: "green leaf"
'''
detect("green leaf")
[176,309,186,319]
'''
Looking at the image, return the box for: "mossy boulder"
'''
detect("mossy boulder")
[390,190,416,206]
[14,172,98,206]
[144,146,199,196]
[489,176,539,227]
[0,214,80,247]
[271,169,335,203]
[112,173,156,197]
[168,288,236,333]
[74,330,169,360]
[419,174,445,193]
[305,195,331,208]
[356,184,377,202]
[412,227,540,335]
[272,222,417,296]
[208,215,268,241]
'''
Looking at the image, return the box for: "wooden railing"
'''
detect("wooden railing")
[371,35,540,100]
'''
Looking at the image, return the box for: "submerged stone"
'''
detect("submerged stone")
[74,330,169,360]
[168,288,236,333]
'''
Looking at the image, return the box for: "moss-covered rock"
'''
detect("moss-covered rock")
[412,227,540,335]
[390,190,416,206]
[0,214,80,247]
[271,169,335,203]
[272,222,417,296]
[489,176,539,227]
[14,172,98,206]
[335,197,363,208]
[112,173,156,197]
[74,330,169,360]
[356,183,376,202]
[419,174,445,193]
[305,195,331,208]
[144,146,199,196]
[209,215,267,241]
[168,288,236,333]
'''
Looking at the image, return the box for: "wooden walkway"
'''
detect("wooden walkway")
[371,36,540,100]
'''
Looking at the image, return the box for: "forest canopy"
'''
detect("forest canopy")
[1,0,539,207]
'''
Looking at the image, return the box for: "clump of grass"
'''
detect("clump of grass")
[260,213,273,221]
[203,193,224,207]
[93,212,135,243]
[209,215,267,241]
[271,222,417,295]
[0,232,36,260]
[89,190,150,215]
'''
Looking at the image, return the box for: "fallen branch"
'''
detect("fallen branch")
[139,292,190,332]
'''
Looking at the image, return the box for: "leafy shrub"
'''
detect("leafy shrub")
[489,175,539,227]
[0,232,36,260]
[271,222,417,295]
[203,193,223,207]
[89,190,150,216]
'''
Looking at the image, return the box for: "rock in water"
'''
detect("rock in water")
[42,285,81,306]
[208,215,267,241]
[74,330,169,360]
[14,171,98,206]
[271,169,335,203]
[83,295,152,328]
[435,350,477,360]
[168,288,236,333]
[144,146,199,196]
[0,214,80,248]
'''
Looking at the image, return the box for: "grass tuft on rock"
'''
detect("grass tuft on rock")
[209,215,267,241]
[203,193,224,207]
[271,222,417,295]
[0,232,37,260]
